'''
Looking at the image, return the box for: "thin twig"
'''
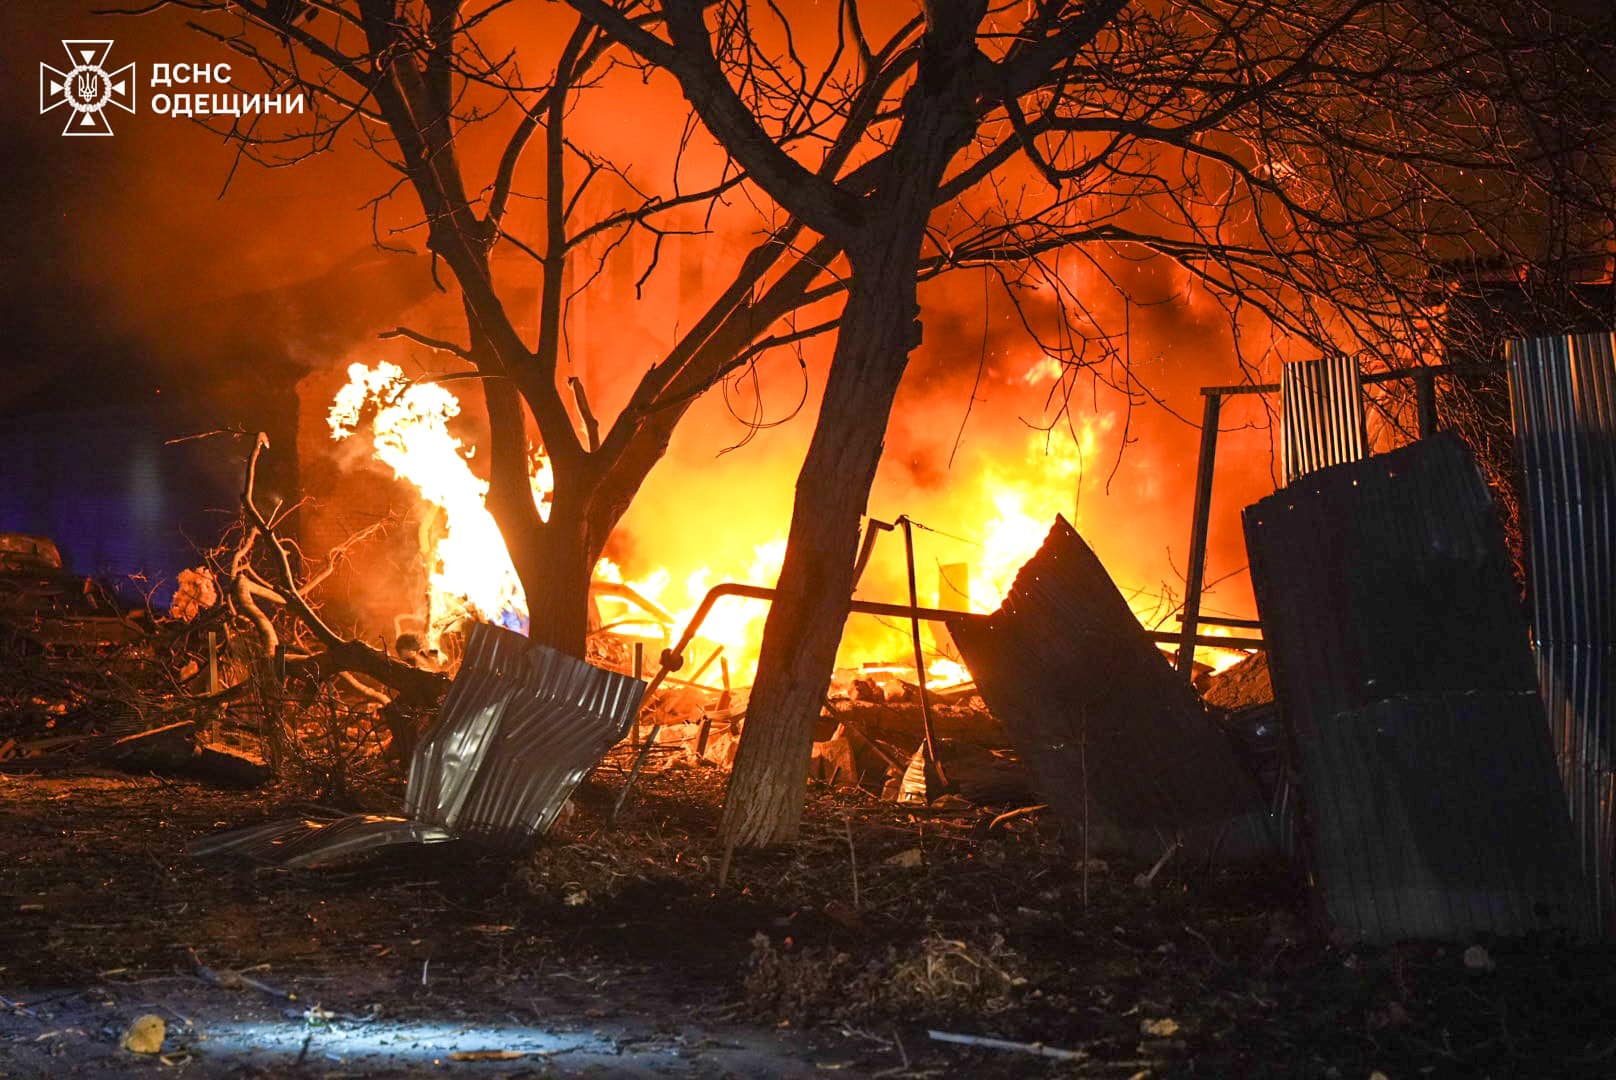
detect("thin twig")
[845,815,860,909]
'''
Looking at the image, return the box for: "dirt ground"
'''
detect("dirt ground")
[2,760,1613,1079]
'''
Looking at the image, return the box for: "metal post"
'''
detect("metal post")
[1176,391,1223,676]
[899,516,945,786]
[630,641,644,747]
[1414,368,1438,438]
[207,630,220,694]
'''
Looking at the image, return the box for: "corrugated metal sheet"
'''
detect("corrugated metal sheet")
[436,625,647,843]
[1508,332,1616,932]
[1244,434,1586,941]
[1281,355,1368,483]
[196,623,645,864]
[946,517,1272,860]
[189,813,454,869]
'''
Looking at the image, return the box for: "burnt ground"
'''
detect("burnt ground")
[1,760,1613,1079]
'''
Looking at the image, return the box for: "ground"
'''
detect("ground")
[1,761,1612,1079]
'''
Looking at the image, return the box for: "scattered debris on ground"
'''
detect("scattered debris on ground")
[4,765,1613,1077]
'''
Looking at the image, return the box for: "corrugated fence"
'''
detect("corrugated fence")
[1281,355,1368,484]
[1245,435,1587,941]
[1508,332,1616,932]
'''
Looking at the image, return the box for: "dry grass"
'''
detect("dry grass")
[744,931,1029,1026]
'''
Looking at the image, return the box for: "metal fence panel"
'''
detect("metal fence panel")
[1245,434,1586,941]
[1281,355,1368,484]
[197,623,646,865]
[1508,332,1616,932]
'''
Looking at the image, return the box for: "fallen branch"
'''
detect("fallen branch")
[926,1030,1085,1062]
[235,433,448,705]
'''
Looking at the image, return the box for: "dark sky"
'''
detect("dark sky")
[1,3,421,406]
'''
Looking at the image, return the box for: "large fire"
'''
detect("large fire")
[328,362,1248,682]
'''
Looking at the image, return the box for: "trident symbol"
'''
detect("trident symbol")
[39,40,136,137]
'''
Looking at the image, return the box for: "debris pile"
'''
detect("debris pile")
[0,532,268,785]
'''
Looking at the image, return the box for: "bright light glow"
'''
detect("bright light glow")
[330,367,1250,681]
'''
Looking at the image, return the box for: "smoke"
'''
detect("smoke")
[3,2,1287,659]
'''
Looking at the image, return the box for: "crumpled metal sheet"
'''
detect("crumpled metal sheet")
[945,517,1271,860]
[196,623,645,864]
[1508,331,1616,932]
[1245,434,1587,942]
[416,623,646,844]
[190,813,454,869]
[1281,355,1367,484]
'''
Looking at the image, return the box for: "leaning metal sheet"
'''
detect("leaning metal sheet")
[946,516,1269,860]
[1245,434,1586,941]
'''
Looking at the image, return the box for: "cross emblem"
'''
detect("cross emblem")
[40,40,136,137]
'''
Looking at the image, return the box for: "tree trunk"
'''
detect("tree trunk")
[717,9,982,847]
[718,258,918,847]
[481,377,595,658]
[509,517,594,658]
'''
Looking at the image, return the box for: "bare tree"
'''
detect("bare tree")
[109,0,874,657]
[566,0,1616,846]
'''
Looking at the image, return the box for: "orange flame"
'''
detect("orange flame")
[328,361,1250,679]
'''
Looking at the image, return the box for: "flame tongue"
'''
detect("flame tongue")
[328,361,1249,678]
[329,362,547,638]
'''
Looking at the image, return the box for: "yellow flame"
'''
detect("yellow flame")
[328,362,550,639]
[967,427,1101,611]
[329,364,1251,682]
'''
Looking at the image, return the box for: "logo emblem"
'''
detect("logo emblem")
[40,40,136,137]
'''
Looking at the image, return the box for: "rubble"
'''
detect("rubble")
[0,541,275,787]
[106,720,269,786]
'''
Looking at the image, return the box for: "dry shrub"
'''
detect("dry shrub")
[887,933,1027,1014]
[743,931,1028,1026]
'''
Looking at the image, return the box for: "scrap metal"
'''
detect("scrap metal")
[195,622,646,865]
[945,517,1272,859]
[1245,434,1587,941]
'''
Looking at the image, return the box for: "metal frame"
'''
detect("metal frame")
[647,582,1262,701]
[1175,362,1472,676]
